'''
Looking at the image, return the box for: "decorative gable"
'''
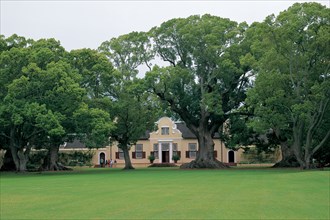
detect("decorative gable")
[149,117,182,141]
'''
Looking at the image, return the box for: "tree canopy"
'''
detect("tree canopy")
[246,2,330,169]
[146,14,252,168]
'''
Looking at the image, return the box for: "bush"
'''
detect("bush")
[27,150,94,168]
[28,150,48,168]
[241,147,278,164]
[172,154,180,162]
[59,151,94,166]
[148,163,178,167]
[148,154,155,162]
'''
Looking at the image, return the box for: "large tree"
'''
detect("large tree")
[146,14,252,168]
[0,37,87,171]
[68,48,116,148]
[0,35,43,171]
[246,3,330,169]
[99,32,159,169]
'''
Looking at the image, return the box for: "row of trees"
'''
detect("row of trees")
[0,35,161,171]
[0,2,329,171]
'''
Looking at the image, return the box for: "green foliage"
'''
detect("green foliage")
[240,147,279,164]
[99,32,162,169]
[148,154,155,162]
[69,48,117,99]
[0,35,115,171]
[58,151,94,166]
[172,154,180,161]
[99,31,154,79]
[246,3,330,168]
[147,14,251,134]
[28,150,94,168]
[74,105,114,148]
[146,14,252,167]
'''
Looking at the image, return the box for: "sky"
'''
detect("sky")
[1,0,328,51]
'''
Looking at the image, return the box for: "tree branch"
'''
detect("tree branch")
[312,130,330,155]
[0,132,10,139]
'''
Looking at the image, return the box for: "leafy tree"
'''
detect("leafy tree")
[0,35,38,171]
[99,32,159,169]
[69,48,117,100]
[73,104,114,148]
[246,3,330,169]
[146,14,251,168]
[68,49,116,151]
[99,31,154,79]
[0,36,87,171]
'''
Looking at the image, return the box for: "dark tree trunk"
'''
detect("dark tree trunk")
[6,127,30,172]
[273,141,299,168]
[122,146,134,170]
[10,145,30,172]
[49,145,59,170]
[17,148,29,172]
[181,126,228,169]
[40,145,71,171]
[0,150,16,171]
[0,150,5,170]
[291,122,314,170]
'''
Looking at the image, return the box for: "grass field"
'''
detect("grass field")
[0,167,329,219]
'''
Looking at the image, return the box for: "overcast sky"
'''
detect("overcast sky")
[1,0,328,51]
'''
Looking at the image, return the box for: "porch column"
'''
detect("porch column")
[158,143,162,163]
[169,142,173,163]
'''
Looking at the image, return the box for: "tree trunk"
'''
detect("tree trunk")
[17,148,29,172]
[10,145,29,172]
[122,146,134,170]
[49,145,59,170]
[180,126,228,169]
[272,141,299,168]
[40,145,71,171]
[0,149,6,170]
[0,150,16,171]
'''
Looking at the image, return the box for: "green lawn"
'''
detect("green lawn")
[0,168,329,219]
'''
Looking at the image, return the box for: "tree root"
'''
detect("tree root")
[272,157,299,168]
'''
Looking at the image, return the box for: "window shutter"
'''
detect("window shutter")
[132,152,136,159]
[186,151,189,158]
[142,152,146,159]
[178,151,181,158]
[214,150,218,158]
[115,152,119,159]
[151,151,154,156]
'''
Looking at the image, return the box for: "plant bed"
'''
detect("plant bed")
[148,163,178,167]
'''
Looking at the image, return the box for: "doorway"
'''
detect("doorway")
[228,151,235,163]
[99,152,105,167]
[162,151,169,163]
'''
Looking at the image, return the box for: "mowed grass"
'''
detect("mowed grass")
[0,168,329,220]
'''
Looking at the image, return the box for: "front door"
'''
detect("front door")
[162,151,169,163]
[228,151,235,163]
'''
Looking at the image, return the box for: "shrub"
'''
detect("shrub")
[148,154,155,162]
[59,151,94,166]
[172,154,180,162]
[148,163,178,167]
[27,150,94,168]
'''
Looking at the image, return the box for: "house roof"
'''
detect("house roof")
[60,139,86,149]
[174,122,221,139]
[175,122,196,139]
[139,130,151,140]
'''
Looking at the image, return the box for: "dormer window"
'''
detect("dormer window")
[161,127,169,135]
